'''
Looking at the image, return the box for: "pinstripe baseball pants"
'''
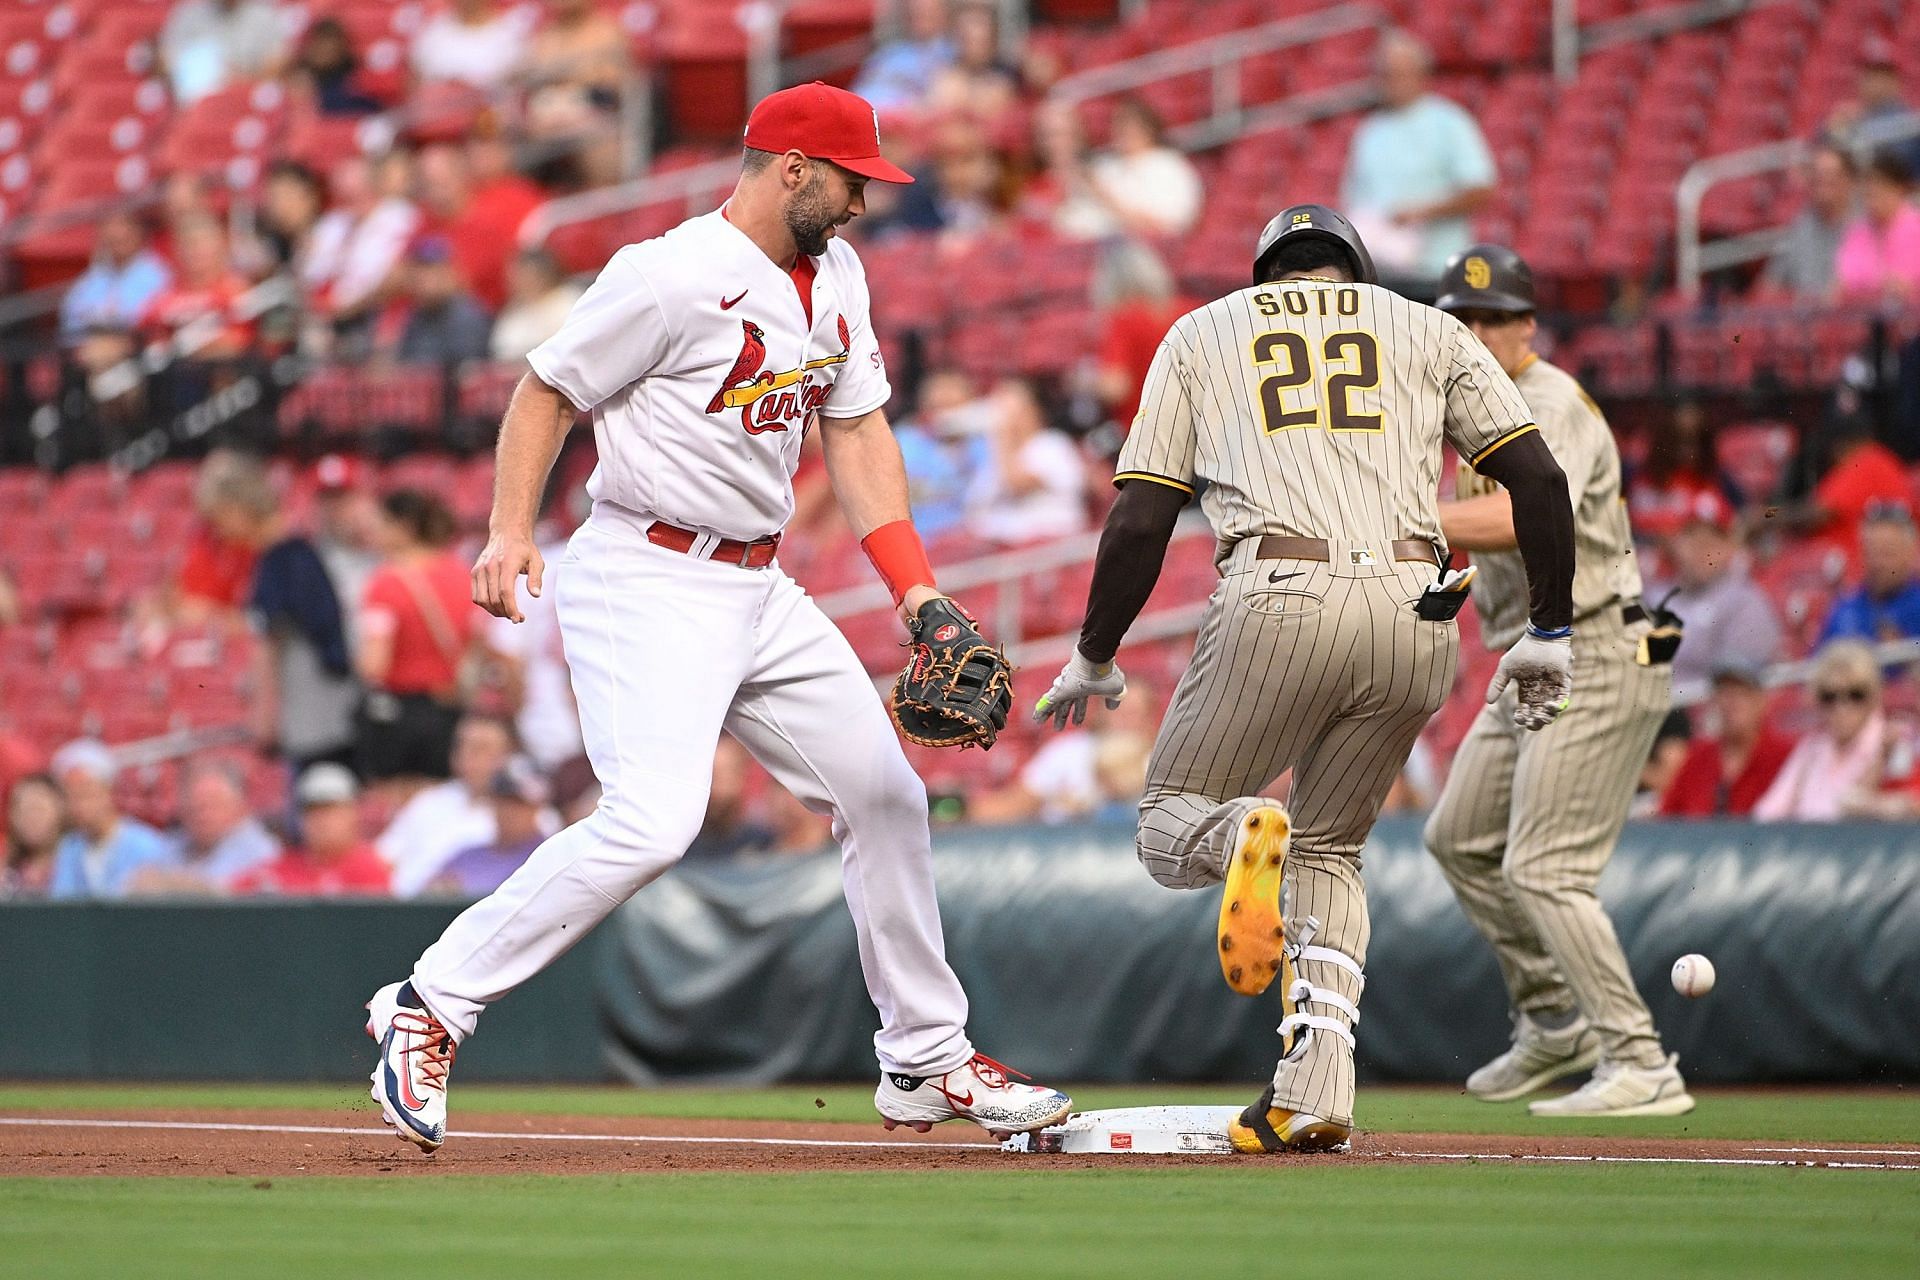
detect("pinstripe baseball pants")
[1136,542,1458,1124]
[1424,606,1672,1070]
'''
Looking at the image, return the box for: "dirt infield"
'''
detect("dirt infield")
[4,1108,1918,1176]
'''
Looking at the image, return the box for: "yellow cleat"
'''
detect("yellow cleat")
[1217,804,1291,996]
[1228,1086,1352,1154]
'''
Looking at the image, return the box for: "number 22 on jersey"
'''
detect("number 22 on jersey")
[1247,286,1381,436]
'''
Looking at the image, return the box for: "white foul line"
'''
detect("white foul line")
[3,1118,1915,1170]
[0,1116,997,1152]
[1387,1151,1920,1171]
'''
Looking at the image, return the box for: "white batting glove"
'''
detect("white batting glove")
[1486,628,1573,731]
[1033,651,1127,730]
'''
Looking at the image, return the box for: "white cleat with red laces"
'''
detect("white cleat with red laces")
[365,981,456,1154]
[874,1053,1072,1140]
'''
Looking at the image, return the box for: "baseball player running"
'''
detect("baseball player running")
[365,83,1070,1153]
[1424,245,1693,1117]
[1036,207,1580,1152]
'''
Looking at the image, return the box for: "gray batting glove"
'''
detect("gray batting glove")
[1486,630,1573,731]
[1033,650,1127,730]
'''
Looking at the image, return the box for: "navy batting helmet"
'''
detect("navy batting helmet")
[1252,204,1378,287]
[1435,244,1536,314]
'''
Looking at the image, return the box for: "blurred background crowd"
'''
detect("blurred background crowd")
[7,0,1920,900]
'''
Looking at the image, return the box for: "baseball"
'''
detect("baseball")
[1671,954,1716,998]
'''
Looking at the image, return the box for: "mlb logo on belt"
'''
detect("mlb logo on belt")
[1349,548,1376,566]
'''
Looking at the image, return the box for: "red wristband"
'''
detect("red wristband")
[861,520,936,606]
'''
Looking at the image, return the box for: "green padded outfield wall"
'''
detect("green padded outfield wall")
[1,820,1915,1082]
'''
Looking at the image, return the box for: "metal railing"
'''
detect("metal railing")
[1676,112,1920,295]
[519,155,742,248]
[815,511,1215,669]
[1046,3,1388,151]
[1553,0,1796,83]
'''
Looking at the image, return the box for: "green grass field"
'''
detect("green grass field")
[3,1084,1917,1279]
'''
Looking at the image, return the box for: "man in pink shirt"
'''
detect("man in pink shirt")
[1835,153,1920,301]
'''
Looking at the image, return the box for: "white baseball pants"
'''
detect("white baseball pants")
[410,514,975,1076]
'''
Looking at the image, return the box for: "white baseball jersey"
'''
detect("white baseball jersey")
[526,208,892,542]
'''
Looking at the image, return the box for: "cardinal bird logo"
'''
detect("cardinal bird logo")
[706,313,854,435]
[706,319,769,415]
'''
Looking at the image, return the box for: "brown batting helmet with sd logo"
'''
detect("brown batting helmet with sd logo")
[1435,243,1536,314]
[1252,204,1378,286]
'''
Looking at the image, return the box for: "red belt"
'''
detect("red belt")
[645,520,780,569]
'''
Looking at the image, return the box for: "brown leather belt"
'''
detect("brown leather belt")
[645,520,781,569]
[1253,535,1441,565]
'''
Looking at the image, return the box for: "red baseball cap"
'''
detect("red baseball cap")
[744,81,915,184]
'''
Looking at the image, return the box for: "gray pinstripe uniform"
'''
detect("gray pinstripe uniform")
[1424,354,1672,1071]
[1114,279,1538,1124]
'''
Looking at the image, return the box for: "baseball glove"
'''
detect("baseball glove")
[888,597,1013,750]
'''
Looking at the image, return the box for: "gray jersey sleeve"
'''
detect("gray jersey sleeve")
[1113,334,1199,495]
[1441,318,1537,468]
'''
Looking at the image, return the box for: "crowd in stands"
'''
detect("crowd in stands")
[13,3,1920,899]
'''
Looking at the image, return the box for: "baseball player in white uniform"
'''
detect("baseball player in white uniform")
[365,83,1070,1152]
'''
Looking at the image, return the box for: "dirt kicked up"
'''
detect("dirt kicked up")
[4,1109,1918,1176]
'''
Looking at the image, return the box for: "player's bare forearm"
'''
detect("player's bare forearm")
[819,407,911,537]
[474,373,574,622]
[1438,491,1518,551]
[1077,479,1187,664]
[489,374,576,536]
[1476,431,1574,631]
[820,407,940,616]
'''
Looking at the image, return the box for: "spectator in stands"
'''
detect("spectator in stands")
[284,15,383,117]
[1834,153,1920,303]
[1793,413,1911,563]
[1660,657,1796,818]
[0,569,19,628]
[60,212,172,347]
[1758,146,1856,301]
[1028,99,1202,242]
[525,0,633,187]
[973,680,1159,824]
[1754,640,1913,820]
[490,248,583,363]
[3,773,64,900]
[236,763,390,895]
[377,712,519,896]
[484,522,582,771]
[764,786,833,855]
[1093,240,1191,431]
[1817,501,1920,644]
[174,450,266,622]
[1626,398,1736,542]
[411,0,536,93]
[142,213,255,360]
[0,734,36,816]
[194,457,362,773]
[918,116,1009,249]
[1630,709,1695,819]
[311,454,382,618]
[432,756,551,896]
[1825,43,1920,176]
[927,1,1019,123]
[1654,491,1782,705]
[302,153,422,354]
[852,0,955,111]
[895,370,992,538]
[417,139,542,312]
[966,378,1088,543]
[159,0,291,105]
[393,236,494,365]
[686,737,774,859]
[127,760,279,895]
[1341,29,1495,284]
[356,489,480,783]
[248,160,326,275]
[46,740,171,900]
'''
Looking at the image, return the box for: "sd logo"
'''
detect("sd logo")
[1464,256,1492,290]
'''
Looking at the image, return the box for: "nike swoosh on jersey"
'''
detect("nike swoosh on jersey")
[1268,569,1305,584]
[720,290,749,310]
